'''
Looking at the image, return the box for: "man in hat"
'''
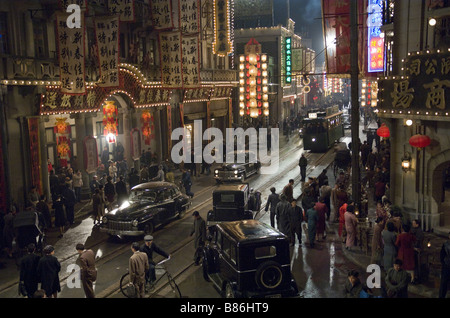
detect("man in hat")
[37,245,61,298]
[140,235,170,288]
[129,242,149,298]
[190,211,206,265]
[76,243,97,298]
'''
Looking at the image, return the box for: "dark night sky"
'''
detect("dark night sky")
[273,0,325,66]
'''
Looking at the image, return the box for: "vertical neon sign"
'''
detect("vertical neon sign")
[367,0,384,73]
[285,37,292,84]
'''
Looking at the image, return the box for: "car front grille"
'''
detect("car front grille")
[107,220,133,231]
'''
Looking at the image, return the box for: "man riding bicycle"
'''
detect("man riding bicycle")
[140,235,170,288]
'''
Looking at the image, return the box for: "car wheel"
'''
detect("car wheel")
[225,282,236,298]
[144,222,154,235]
[255,261,283,290]
[178,207,186,219]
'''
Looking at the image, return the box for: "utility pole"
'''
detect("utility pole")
[350,0,360,211]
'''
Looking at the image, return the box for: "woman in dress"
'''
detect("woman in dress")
[382,221,397,270]
[52,195,66,238]
[395,223,416,282]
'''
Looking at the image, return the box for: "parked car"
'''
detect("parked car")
[202,219,300,298]
[206,184,254,228]
[214,150,261,183]
[99,182,191,237]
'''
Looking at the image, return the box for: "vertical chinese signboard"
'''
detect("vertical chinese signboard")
[378,50,450,113]
[367,0,384,73]
[179,0,200,34]
[213,0,232,56]
[56,12,86,94]
[150,0,174,29]
[95,16,120,88]
[83,136,99,174]
[159,31,183,88]
[108,0,135,22]
[182,35,201,88]
[285,37,292,85]
[27,118,42,194]
[322,0,366,76]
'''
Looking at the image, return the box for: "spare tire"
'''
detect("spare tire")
[255,261,283,290]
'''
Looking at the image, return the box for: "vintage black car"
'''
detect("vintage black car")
[206,184,254,228]
[202,220,300,298]
[214,150,261,183]
[100,182,191,237]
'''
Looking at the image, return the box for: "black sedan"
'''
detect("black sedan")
[100,182,191,237]
[214,151,261,183]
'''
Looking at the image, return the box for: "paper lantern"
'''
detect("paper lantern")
[409,134,431,150]
[377,123,390,138]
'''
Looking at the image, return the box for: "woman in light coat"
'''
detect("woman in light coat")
[382,221,398,270]
[344,205,358,250]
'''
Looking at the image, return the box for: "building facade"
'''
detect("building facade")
[0,0,237,210]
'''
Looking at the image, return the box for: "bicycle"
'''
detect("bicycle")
[120,256,181,298]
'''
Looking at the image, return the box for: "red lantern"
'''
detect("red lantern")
[377,123,390,138]
[409,134,431,150]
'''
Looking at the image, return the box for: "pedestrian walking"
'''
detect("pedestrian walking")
[3,208,16,259]
[395,223,416,283]
[382,221,398,271]
[140,235,170,287]
[411,219,424,283]
[344,205,358,250]
[76,243,97,298]
[319,180,332,221]
[37,245,61,298]
[92,189,104,225]
[344,270,371,298]
[165,168,175,183]
[129,242,149,298]
[36,195,51,230]
[299,154,307,182]
[104,176,116,209]
[385,259,411,298]
[289,199,303,246]
[152,165,165,182]
[439,231,450,298]
[314,197,328,241]
[275,194,291,240]
[265,187,280,228]
[190,211,206,265]
[62,183,76,225]
[115,176,128,206]
[19,243,40,298]
[182,169,194,198]
[370,217,385,265]
[317,169,328,188]
[305,202,318,248]
[89,175,100,197]
[73,170,83,202]
[53,195,66,238]
[282,179,294,203]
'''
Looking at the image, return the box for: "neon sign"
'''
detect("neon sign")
[367,0,384,73]
[285,37,292,84]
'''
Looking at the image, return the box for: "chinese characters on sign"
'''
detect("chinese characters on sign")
[379,51,450,112]
[367,0,384,73]
[213,0,232,56]
[56,12,86,94]
[59,0,87,11]
[108,0,135,22]
[83,136,99,173]
[179,0,200,34]
[95,16,120,88]
[159,31,183,88]
[182,35,201,88]
[150,0,174,29]
[285,37,292,85]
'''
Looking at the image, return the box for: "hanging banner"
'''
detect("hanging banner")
[54,117,71,168]
[321,0,366,76]
[131,128,141,160]
[141,111,154,145]
[159,31,183,88]
[95,16,120,88]
[83,136,99,173]
[150,0,174,30]
[182,35,201,88]
[108,0,135,22]
[27,118,43,195]
[103,101,119,142]
[56,12,86,94]
[213,0,232,56]
[179,0,200,34]
[59,0,88,11]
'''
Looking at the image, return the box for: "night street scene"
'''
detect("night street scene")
[0,0,450,312]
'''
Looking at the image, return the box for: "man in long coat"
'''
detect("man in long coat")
[265,187,280,229]
[76,243,97,298]
[275,194,291,240]
[314,197,328,241]
[37,245,61,298]
[305,202,318,248]
[190,211,206,265]
[19,243,40,298]
[344,205,358,250]
[299,154,307,182]
[129,242,149,298]
[288,199,303,246]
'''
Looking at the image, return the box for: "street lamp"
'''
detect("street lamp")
[429,18,437,26]
[401,152,411,172]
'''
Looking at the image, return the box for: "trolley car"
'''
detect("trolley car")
[302,105,344,152]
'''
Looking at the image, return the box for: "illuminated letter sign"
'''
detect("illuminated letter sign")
[367,0,384,73]
[285,37,292,84]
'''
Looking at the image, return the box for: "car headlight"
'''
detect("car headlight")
[215,170,219,174]
[132,219,139,227]
[312,138,316,142]
[234,170,239,175]
[102,216,108,224]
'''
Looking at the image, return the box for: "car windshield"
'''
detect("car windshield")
[129,189,159,203]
